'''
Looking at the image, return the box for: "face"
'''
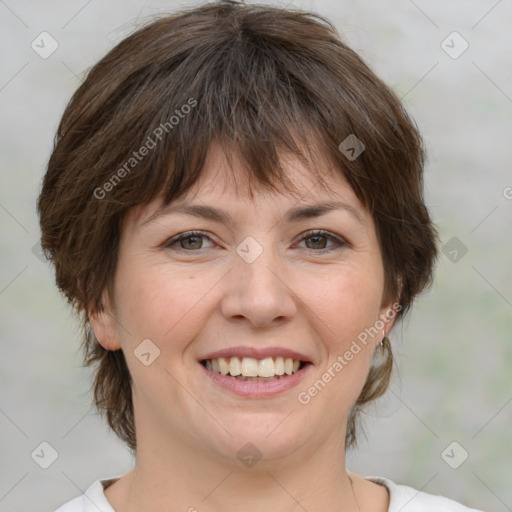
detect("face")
[90,142,397,467]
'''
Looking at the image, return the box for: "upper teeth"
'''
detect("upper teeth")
[205,357,301,377]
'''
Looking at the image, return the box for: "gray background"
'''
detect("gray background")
[0,0,511,511]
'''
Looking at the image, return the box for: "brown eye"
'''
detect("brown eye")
[298,230,346,252]
[165,231,214,251]
[179,235,204,250]
[305,234,329,250]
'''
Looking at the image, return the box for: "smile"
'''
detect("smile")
[200,356,312,398]
[203,356,306,378]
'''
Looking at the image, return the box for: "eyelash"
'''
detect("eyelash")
[163,229,347,253]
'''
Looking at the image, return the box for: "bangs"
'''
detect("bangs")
[100,35,355,214]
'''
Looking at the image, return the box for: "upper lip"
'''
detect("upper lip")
[200,346,313,363]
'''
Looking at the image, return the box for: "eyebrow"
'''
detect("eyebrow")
[139,200,365,228]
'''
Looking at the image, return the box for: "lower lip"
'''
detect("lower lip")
[200,362,312,398]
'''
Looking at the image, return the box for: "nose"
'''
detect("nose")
[220,242,297,328]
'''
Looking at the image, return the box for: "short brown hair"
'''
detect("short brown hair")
[37,0,438,454]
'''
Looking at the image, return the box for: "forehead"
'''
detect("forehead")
[126,141,361,230]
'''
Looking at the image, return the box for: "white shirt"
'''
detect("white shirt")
[54,475,484,511]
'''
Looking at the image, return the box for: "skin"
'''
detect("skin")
[90,142,396,512]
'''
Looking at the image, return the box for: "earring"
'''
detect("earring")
[380,336,389,353]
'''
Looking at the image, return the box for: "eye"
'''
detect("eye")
[164,231,215,251]
[163,229,346,253]
[296,230,346,251]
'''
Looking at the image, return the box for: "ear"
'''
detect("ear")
[88,291,122,351]
[378,300,400,336]
[377,278,403,341]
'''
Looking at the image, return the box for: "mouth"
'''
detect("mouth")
[199,355,312,398]
[200,356,311,381]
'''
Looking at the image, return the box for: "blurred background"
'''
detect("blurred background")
[0,0,510,510]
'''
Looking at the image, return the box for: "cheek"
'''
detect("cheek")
[114,259,216,346]
[112,265,202,383]
[305,265,384,340]
[302,266,383,395]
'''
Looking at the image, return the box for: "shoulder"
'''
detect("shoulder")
[366,476,485,512]
[53,477,119,512]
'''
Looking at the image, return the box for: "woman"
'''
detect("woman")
[38,1,484,510]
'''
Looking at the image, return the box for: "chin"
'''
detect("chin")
[205,413,308,465]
